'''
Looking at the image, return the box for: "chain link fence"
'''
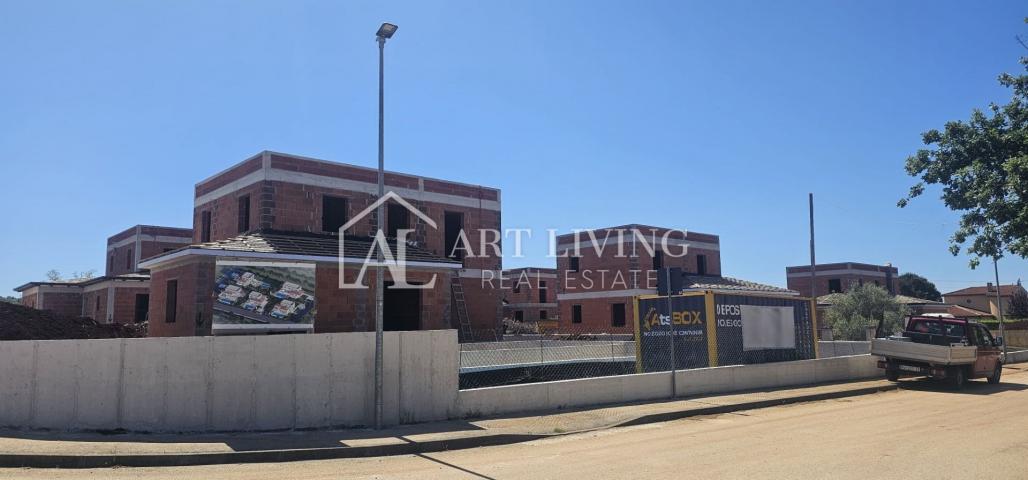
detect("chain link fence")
[458,293,820,390]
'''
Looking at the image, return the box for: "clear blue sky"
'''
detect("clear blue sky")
[2,0,1027,296]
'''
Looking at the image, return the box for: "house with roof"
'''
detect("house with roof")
[943,282,1026,318]
[15,225,191,324]
[785,262,898,298]
[502,267,558,324]
[139,230,463,336]
[554,224,796,334]
[151,150,504,339]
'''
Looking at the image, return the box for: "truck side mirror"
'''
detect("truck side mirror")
[995,337,1004,347]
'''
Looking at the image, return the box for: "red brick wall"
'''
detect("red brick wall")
[81,289,108,321]
[195,154,263,198]
[107,244,137,276]
[196,181,502,270]
[459,277,504,340]
[138,240,189,264]
[21,292,38,309]
[558,296,636,334]
[149,257,460,336]
[502,269,558,322]
[113,286,150,324]
[787,272,898,297]
[190,153,505,338]
[503,305,558,322]
[193,182,263,243]
[555,227,721,297]
[148,258,216,337]
[556,246,720,293]
[192,154,502,272]
[553,226,720,334]
[504,269,557,304]
[40,291,84,319]
[314,265,454,333]
[107,226,192,275]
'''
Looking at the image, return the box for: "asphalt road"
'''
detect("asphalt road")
[5,366,1028,479]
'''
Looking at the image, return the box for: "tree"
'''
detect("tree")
[0,296,19,305]
[825,284,909,341]
[1008,289,1028,318]
[45,270,61,282]
[897,273,942,301]
[898,21,1028,268]
[69,270,96,281]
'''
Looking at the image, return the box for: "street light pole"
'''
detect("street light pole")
[374,22,397,431]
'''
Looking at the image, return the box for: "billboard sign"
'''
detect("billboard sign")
[635,294,710,372]
[713,294,814,365]
[212,261,316,333]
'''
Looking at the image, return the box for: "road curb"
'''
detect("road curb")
[612,383,898,429]
[0,383,896,469]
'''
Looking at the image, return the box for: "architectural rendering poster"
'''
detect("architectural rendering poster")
[212,260,316,332]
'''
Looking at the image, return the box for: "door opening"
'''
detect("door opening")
[384,282,421,331]
[134,293,149,323]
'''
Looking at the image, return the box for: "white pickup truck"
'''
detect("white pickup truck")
[870,316,1003,389]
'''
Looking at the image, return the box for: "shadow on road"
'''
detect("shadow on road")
[0,420,487,452]
[896,375,1028,396]
[415,453,497,480]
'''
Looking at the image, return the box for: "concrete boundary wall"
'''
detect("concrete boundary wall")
[818,341,871,358]
[458,355,881,418]
[0,331,457,432]
[1005,349,1028,364]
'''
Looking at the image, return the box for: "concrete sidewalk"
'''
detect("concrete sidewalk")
[0,377,902,468]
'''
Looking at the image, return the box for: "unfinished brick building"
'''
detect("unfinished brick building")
[106,225,194,276]
[502,267,558,323]
[14,225,192,324]
[141,151,503,339]
[555,224,794,334]
[785,262,898,297]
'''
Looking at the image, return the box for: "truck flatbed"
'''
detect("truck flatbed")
[870,338,977,366]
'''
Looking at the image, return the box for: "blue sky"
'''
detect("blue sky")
[1,0,1027,295]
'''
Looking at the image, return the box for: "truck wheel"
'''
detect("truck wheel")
[950,367,966,390]
[885,369,899,382]
[988,364,1002,385]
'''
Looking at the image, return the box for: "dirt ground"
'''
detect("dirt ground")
[0,302,145,341]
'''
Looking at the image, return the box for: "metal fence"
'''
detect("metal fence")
[459,334,636,389]
[459,292,819,390]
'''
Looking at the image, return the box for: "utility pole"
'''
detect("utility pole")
[809,193,818,339]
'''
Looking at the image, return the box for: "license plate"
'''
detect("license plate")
[899,365,922,373]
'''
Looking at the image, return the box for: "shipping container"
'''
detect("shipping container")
[633,291,818,373]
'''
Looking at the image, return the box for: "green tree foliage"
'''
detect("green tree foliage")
[899,29,1028,268]
[0,296,20,305]
[825,284,908,341]
[897,273,942,301]
[1008,289,1028,318]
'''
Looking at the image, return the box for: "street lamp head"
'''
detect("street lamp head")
[376,23,398,39]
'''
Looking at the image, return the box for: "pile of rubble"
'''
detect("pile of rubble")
[0,302,146,341]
